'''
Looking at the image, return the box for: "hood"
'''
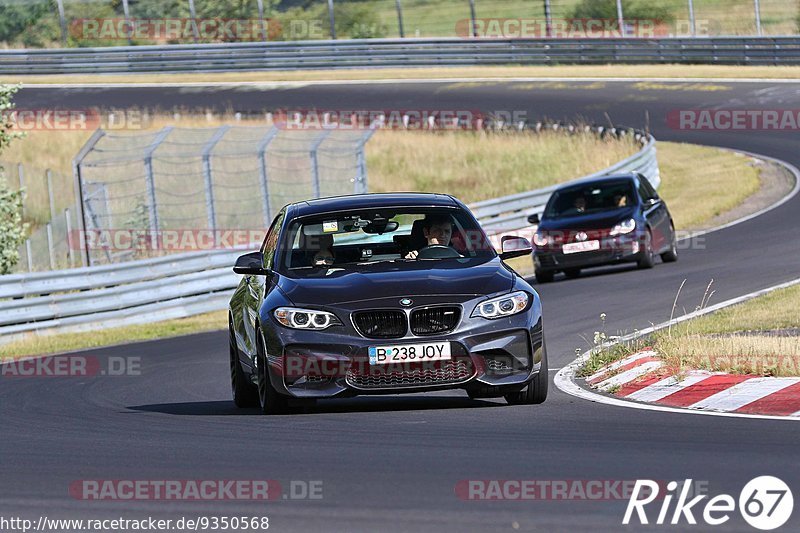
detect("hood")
[538,206,637,232]
[278,256,514,306]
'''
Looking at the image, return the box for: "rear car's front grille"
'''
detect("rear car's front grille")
[410,306,461,336]
[346,358,474,389]
[353,310,407,339]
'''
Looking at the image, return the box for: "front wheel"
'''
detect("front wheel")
[256,332,289,415]
[505,344,548,405]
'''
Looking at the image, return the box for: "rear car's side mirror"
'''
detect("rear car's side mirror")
[233,251,270,276]
[499,236,533,260]
[527,213,540,225]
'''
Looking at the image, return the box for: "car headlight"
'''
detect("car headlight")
[274,307,342,330]
[472,291,530,319]
[610,218,636,236]
[533,232,549,247]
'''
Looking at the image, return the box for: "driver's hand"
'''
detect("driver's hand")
[405,250,419,259]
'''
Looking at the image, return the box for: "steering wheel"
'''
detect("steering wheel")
[416,245,461,259]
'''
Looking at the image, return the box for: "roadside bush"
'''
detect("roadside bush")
[568,0,676,24]
[0,85,27,275]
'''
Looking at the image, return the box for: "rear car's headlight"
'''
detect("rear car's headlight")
[610,218,636,236]
[472,291,530,319]
[274,307,342,330]
[533,232,549,247]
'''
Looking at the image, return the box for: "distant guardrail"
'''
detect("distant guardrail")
[2,37,800,75]
[0,124,657,344]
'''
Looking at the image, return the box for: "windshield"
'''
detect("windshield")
[281,207,495,271]
[544,179,636,219]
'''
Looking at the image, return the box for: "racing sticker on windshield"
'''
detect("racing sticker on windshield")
[322,220,338,233]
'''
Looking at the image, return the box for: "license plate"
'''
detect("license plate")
[562,240,600,254]
[368,342,451,365]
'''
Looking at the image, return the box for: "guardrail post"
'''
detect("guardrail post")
[25,240,32,272]
[46,223,55,270]
[257,126,279,227]
[72,129,106,267]
[309,130,332,199]
[55,0,67,46]
[143,127,173,246]
[65,208,74,268]
[46,169,56,221]
[201,125,230,232]
[395,0,405,38]
[327,0,336,39]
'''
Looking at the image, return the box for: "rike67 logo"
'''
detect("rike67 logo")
[624,476,793,530]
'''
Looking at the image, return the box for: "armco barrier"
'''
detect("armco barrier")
[0,127,657,343]
[1,37,799,74]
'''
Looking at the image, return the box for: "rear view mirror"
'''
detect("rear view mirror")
[499,236,532,260]
[233,251,270,276]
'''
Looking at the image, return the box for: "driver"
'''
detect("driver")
[405,214,453,259]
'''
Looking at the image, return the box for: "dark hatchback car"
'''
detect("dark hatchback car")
[228,193,548,414]
[530,173,678,283]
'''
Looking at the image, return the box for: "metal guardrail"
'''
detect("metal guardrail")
[0,127,657,344]
[2,37,800,74]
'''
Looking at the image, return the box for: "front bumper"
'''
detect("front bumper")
[259,305,544,399]
[534,233,643,272]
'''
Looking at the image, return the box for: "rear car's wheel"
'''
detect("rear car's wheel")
[535,269,554,284]
[563,268,581,279]
[230,322,258,408]
[637,229,656,269]
[661,225,679,263]
[256,331,289,415]
[505,343,548,405]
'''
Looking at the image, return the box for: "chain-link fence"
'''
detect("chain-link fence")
[1,0,797,48]
[73,124,374,266]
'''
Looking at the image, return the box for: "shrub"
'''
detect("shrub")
[0,85,27,274]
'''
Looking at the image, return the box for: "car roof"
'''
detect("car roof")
[554,172,639,190]
[290,193,460,218]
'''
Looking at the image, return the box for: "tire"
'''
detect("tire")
[661,226,678,263]
[637,229,656,269]
[535,269,554,284]
[230,322,258,408]
[505,342,549,405]
[256,331,289,415]
[563,268,581,279]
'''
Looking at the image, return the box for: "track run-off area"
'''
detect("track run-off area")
[3,79,800,532]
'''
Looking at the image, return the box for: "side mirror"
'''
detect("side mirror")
[233,251,270,276]
[527,213,540,225]
[499,236,533,260]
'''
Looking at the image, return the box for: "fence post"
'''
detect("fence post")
[616,0,625,37]
[543,0,552,37]
[754,0,762,36]
[17,163,25,219]
[309,130,332,199]
[46,169,56,221]
[65,208,74,268]
[188,0,200,42]
[143,127,173,245]
[25,240,33,272]
[687,0,696,36]
[55,0,68,46]
[73,129,106,267]
[122,0,133,45]
[327,0,336,39]
[395,0,405,38]
[46,223,55,270]
[201,125,230,232]
[257,126,280,228]
[355,127,377,194]
[256,0,268,41]
[468,0,478,38]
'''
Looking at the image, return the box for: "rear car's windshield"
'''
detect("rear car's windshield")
[281,207,495,270]
[544,179,636,219]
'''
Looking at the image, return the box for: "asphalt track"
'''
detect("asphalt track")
[4,80,800,532]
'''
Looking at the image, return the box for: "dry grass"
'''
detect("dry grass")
[657,142,761,230]
[367,129,639,203]
[0,310,227,360]
[8,65,800,86]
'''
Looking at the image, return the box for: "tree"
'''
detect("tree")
[0,85,28,275]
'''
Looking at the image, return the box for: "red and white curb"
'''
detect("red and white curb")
[586,350,800,417]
